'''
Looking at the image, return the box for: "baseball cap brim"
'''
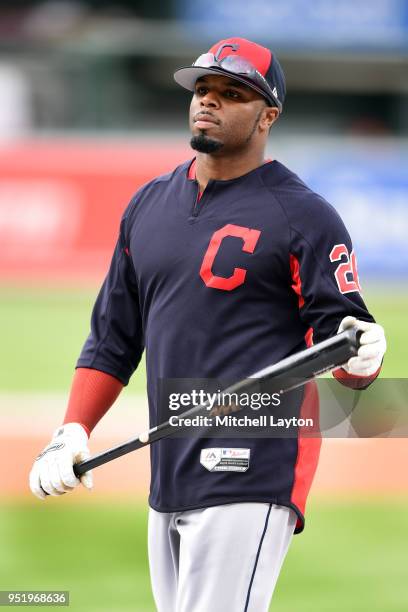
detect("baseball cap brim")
[174,66,278,108]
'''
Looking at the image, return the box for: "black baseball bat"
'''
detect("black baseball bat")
[72,326,361,478]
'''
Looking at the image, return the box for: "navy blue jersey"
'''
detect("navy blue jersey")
[77,159,374,532]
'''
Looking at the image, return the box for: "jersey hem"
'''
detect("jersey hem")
[148,496,305,534]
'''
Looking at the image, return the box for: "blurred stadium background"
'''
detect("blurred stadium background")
[0,1,407,610]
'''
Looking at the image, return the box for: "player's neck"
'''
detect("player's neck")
[195,150,267,193]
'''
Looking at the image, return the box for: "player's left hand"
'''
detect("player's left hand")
[29,423,92,500]
[338,316,386,377]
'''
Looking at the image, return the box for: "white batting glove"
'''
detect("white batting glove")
[29,423,93,500]
[338,316,386,377]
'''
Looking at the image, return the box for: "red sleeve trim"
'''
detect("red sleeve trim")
[305,327,314,348]
[332,365,381,390]
[63,367,124,436]
[289,253,305,308]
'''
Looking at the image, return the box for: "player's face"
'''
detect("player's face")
[189,74,276,155]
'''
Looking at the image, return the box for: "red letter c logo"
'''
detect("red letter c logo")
[200,223,261,291]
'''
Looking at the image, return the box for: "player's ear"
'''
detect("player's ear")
[259,106,279,133]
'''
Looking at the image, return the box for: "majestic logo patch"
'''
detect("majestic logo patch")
[200,448,250,472]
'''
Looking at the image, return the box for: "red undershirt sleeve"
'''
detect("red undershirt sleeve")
[332,364,381,390]
[63,367,124,437]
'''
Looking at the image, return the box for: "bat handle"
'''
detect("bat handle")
[73,463,84,478]
[346,325,363,356]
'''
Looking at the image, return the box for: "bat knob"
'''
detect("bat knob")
[139,432,149,444]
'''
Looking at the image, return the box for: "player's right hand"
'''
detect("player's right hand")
[29,423,93,500]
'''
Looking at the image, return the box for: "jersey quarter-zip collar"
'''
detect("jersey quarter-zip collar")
[186,158,276,221]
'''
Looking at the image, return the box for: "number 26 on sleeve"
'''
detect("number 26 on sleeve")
[330,244,361,294]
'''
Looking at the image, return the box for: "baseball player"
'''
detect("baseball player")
[30,38,386,611]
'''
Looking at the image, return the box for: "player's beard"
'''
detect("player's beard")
[190,132,224,154]
[190,109,264,155]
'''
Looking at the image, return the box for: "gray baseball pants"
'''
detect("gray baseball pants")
[148,502,297,612]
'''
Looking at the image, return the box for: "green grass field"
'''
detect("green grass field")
[1,498,407,611]
[0,286,407,393]
[0,287,145,394]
